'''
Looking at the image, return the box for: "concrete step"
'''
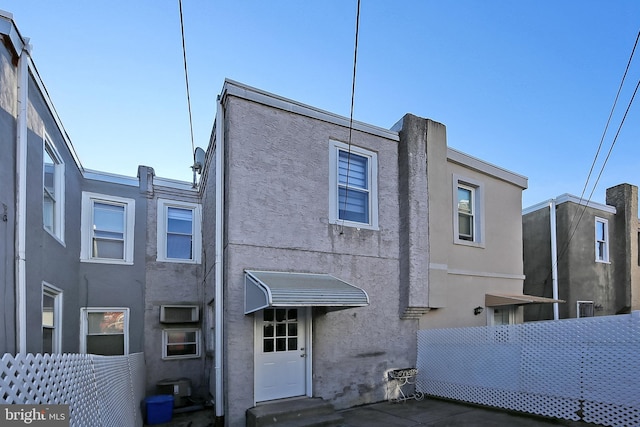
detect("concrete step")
[246,398,343,427]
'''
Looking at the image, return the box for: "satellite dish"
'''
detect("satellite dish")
[193,147,205,173]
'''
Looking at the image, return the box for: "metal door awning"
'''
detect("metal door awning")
[245,270,369,314]
[485,293,565,307]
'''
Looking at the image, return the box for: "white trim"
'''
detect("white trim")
[577,301,595,318]
[80,307,129,355]
[453,174,485,248]
[80,192,135,265]
[328,140,379,230]
[42,282,63,354]
[595,217,610,263]
[523,194,617,215]
[447,148,528,189]
[162,328,202,360]
[156,199,202,263]
[43,133,65,244]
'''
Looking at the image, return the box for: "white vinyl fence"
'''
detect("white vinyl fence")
[1,352,145,427]
[417,312,640,427]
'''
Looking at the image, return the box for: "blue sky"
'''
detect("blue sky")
[3,1,639,208]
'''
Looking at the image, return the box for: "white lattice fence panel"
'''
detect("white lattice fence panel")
[1,353,145,427]
[417,312,640,427]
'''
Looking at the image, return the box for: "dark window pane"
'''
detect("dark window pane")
[288,323,297,336]
[43,328,53,353]
[276,338,286,352]
[263,309,274,322]
[276,324,286,337]
[263,339,274,353]
[167,343,197,357]
[275,309,286,322]
[288,338,297,350]
[264,324,274,337]
[287,309,297,321]
[86,335,124,355]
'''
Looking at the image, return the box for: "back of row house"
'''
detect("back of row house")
[523,183,640,321]
[0,11,206,399]
[200,80,530,426]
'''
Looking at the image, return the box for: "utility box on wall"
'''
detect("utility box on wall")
[156,378,192,407]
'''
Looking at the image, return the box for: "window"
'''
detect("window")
[81,192,135,264]
[162,329,201,359]
[43,135,65,241]
[157,199,202,263]
[489,306,515,326]
[453,175,484,246]
[80,308,129,355]
[329,140,378,229]
[42,284,62,354]
[595,217,609,263]
[577,301,594,318]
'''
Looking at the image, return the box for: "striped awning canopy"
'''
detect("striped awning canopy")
[485,293,565,307]
[244,270,369,314]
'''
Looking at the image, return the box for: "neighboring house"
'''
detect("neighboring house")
[0,11,206,400]
[522,183,640,321]
[202,80,534,426]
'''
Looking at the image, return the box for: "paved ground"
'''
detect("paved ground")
[146,398,594,427]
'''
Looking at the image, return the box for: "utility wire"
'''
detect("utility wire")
[540,29,640,291]
[340,0,361,230]
[179,0,196,158]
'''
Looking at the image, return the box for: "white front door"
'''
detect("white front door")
[255,308,308,402]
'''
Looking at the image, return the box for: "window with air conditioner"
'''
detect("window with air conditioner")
[160,305,199,323]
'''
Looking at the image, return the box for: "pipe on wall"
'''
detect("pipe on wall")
[15,40,31,354]
[549,200,559,320]
[214,94,225,420]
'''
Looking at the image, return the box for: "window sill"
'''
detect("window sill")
[44,228,66,247]
[161,355,201,361]
[156,257,201,264]
[329,219,379,231]
[454,239,485,249]
[80,258,134,266]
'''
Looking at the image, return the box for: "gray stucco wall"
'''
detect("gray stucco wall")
[524,186,639,320]
[0,39,17,354]
[79,177,147,354]
[143,178,206,398]
[220,95,416,426]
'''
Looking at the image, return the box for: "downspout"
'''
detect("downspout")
[549,200,559,320]
[214,94,225,421]
[15,40,31,354]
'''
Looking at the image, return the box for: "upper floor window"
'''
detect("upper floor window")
[157,199,202,263]
[81,192,135,264]
[595,217,609,263]
[453,175,484,246]
[43,136,65,241]
[329,140,378,230]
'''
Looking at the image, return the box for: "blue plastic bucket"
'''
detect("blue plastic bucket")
[145,394,174,425]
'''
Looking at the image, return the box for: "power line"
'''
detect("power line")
[340,0,361,231]
[179,0,196,158]
[539,28,640,291]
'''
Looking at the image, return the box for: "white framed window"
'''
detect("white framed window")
[162,328,201,360]
[43,135,65,242]
[577,301,595,318]
[329,140,378,229]
[81,192,135,264]
[80,308,129,355]
[157,199,202,263]
[595,217,609,263]
[42,283,62,354]
[453,175,484,246]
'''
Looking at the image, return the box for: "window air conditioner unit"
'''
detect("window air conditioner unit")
[160,305,199,323]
